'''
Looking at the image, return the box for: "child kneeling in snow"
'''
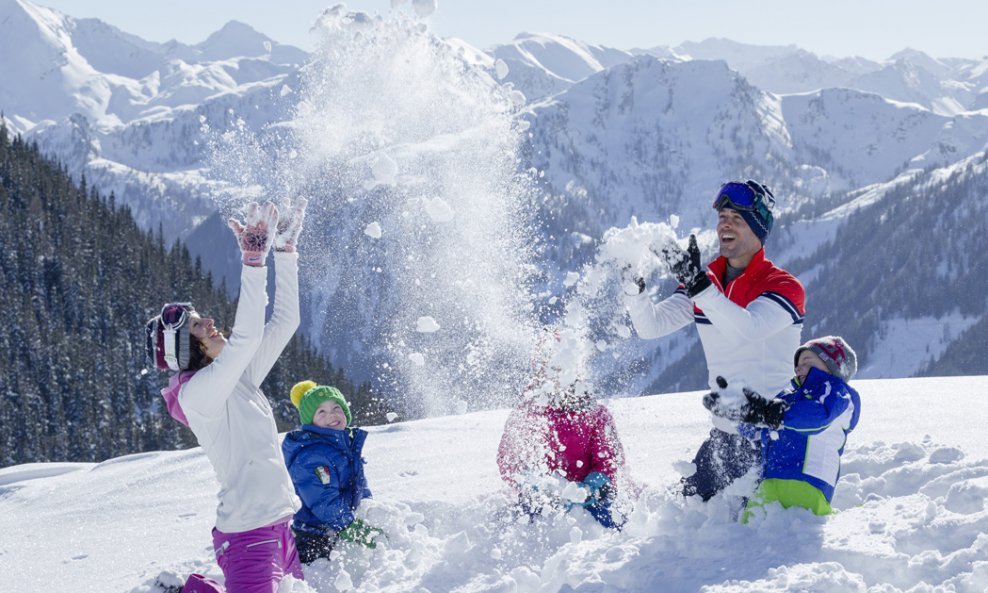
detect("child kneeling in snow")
[703,336,861,520]
[497,330,628,529]
[282,381,383,563]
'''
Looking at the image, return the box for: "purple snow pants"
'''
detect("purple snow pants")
[211,520,303,593]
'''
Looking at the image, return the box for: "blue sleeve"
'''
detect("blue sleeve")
[358,456,372,499]
[291,449,354,532]
[351,431,372,500]
[782,384,851,435]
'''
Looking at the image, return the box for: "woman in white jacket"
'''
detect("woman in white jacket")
[146,199,307,593]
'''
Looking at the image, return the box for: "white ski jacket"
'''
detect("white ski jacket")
[627,248,805,396]
[180,252,302,533]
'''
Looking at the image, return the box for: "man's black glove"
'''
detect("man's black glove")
[620,265,646,296]
[702,376,787,429]
[659,234,711,297]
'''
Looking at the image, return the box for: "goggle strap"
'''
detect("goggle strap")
[162,326,180,372]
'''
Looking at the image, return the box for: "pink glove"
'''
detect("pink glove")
[274,197,308,253]
[228,201,279,266]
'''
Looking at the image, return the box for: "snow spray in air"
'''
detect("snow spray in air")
[291,6,539,416]
[555,216,685,394]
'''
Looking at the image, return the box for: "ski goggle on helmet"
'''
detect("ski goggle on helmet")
[712,180,776,240]
[145,302,196,371]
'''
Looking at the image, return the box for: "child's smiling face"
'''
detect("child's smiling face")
[312,401,348,430]
[795,350,830,385]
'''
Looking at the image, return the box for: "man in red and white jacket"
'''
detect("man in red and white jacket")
[626,180,805,501]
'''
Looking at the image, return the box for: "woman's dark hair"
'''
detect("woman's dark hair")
[187,335,214,372]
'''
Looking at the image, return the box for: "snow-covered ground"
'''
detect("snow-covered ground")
[2,376,988,592]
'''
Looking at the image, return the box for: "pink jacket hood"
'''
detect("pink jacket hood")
[160,370,196,427]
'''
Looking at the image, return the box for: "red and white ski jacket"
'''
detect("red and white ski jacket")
[178,252,302,533]
[627,248,805,396]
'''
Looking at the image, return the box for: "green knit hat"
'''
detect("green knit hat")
[290,380,351,426]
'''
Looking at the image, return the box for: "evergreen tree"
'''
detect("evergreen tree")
[0,126,391,468]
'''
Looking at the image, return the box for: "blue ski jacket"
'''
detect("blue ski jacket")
[742,366,861,502]
[282,424,371,535]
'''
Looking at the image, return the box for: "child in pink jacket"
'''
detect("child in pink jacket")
[497,330,626,528]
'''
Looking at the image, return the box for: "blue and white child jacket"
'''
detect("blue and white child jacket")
[743,366,861,502]
[282,425,371,535]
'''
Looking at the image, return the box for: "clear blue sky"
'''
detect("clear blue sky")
[38,0,988,61]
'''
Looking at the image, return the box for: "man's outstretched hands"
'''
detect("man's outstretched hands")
[656,234,712,297]
[702,376,788,429]
[274,197,308,253]
[228,201,279,267]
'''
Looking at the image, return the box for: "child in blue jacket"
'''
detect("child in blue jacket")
[703,336,861,520]
[282,381,382,563]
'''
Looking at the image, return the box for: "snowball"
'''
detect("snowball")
[622,279,643,295]
[364,221,383,239]
[673,460,697,478]
[508,89,526,108]
[494,59,510,80]
[153,572,183,589]
[409,352,425,366]
[561,481,588,504]
[563,271,581,287]
[276,575,310,593]
[569,526,583,543]
[416,316,440,333]
[411,0,437,17]
[423,197,455,222]
[334,570,353,591]
[386,412,399,422]
[370,152,398,185]
[596,216,681,273]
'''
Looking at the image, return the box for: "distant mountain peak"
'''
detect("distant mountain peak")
[209,19,266,39]
[197,19,274,60]
[890,47,935,60]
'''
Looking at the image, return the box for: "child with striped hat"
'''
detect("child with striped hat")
[703,335,861,520]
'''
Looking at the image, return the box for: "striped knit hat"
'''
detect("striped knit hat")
[145,303,196,371]
[290,380,351,426]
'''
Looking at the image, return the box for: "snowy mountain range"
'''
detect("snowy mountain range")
[3,0,987,395]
